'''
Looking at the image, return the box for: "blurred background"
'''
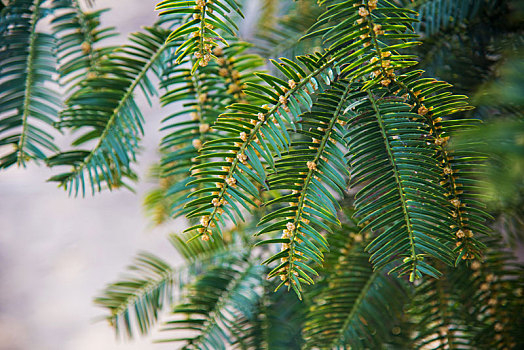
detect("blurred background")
[0,1,177,349]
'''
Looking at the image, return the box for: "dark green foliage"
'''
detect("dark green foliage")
[411,0,520,97]
[408,236,524,349]
[94,253,175,338]
[301,0,488,280]
[0,0,60,168]
[182,52,340,243]
[258,80,353,295]
[155,42,265,219]
[159,263,265,349]
[303,222,410,349]
[92,0,523,348]
[95,230,249,339]
[51,0,117,88]
[1,0,522,349]
[156,0,243,72]
[47,27,172,195]
[253,289,304,350]
[347,91,455,280]
[453,55,524,245]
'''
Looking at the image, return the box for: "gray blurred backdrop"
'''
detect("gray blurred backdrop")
[0,1,181,349]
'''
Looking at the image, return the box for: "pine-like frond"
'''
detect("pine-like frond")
[256,79,353,296]
[346,90,456,280]
[94,252,175,338]
[304,0,490,275]
[303,223,410,349]
[389,71,490,262]
[184,0,492,281]
[159,262,265,349]
[47,26,172,196]
[50,0,117,89]
[184,53,340,240]
[306,0,420,85]
[155,42,265,220]
[0,0,61,168]
[95,231,247,339]
[155,0,243,72]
